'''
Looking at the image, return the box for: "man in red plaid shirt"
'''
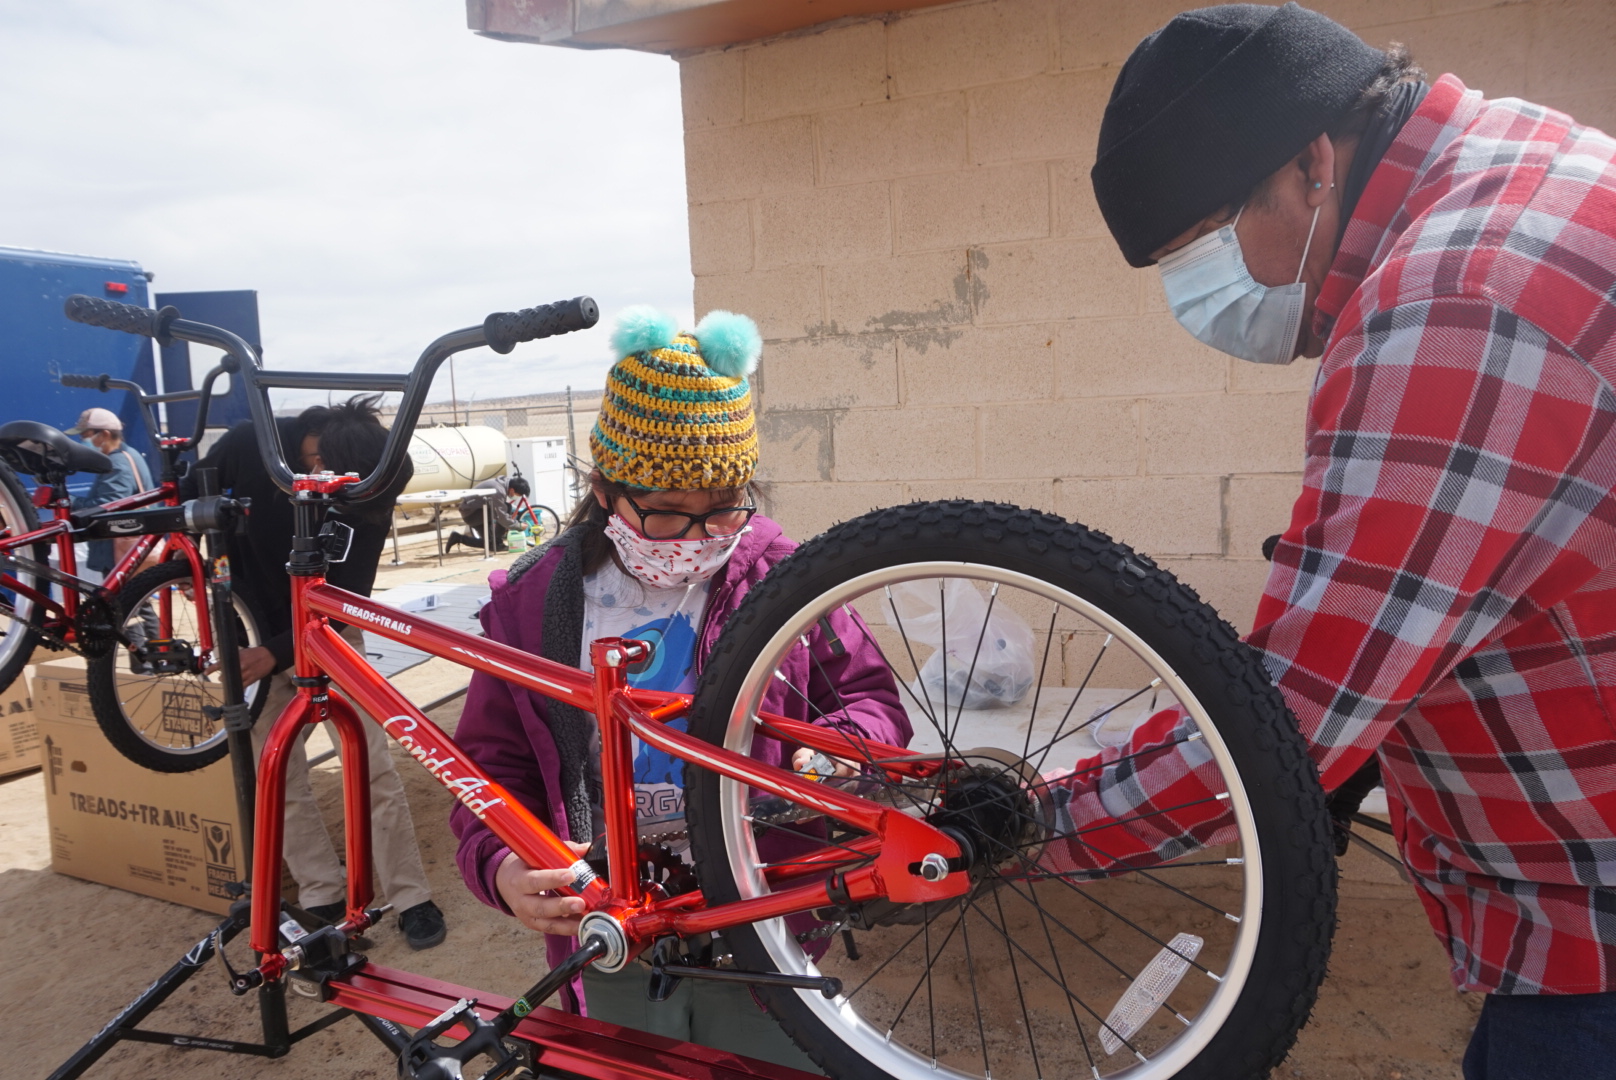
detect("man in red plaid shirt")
[1078,4,1616,1075]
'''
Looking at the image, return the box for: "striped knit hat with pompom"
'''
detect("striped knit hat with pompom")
[589,306,762,491]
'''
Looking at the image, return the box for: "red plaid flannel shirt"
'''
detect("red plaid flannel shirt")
[1052,75,1616,995]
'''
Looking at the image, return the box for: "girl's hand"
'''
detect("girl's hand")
[792,747,859,779]
[495,842,591,935]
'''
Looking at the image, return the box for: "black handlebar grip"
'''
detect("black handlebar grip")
[60,373,113,392]
[63,295,180,346]
[483,296,600,355]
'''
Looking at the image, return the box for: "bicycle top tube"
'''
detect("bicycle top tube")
[63,293,600,503]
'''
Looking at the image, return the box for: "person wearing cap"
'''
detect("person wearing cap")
[1060,4,1616,1075]
[67,406,153,581]
[450,307,908,1071]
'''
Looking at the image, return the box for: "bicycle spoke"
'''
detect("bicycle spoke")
[957,897,992,1080]
[990,882,1042,1079]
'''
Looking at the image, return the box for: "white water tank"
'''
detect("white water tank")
[401,425,507,494]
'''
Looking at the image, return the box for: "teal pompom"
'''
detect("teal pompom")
[610,305,678,358]
[694,310,761,379]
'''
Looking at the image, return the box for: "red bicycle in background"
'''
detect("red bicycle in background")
[0,362,267,771]
[52,293,1337,1080]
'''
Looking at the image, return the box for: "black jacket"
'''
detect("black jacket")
[186,418,411,672]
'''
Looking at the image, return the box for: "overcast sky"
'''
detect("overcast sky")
[0,0,692,411]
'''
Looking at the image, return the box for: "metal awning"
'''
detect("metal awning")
[467,0,958,53]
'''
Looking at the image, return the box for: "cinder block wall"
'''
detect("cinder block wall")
[678,0,1616,632]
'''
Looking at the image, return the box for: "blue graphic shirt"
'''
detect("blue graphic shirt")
[579,561,711,839]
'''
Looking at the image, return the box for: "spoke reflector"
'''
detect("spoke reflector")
[1099,932,1203,1056]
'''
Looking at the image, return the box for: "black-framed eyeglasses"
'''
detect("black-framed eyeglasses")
[619,492,756,540]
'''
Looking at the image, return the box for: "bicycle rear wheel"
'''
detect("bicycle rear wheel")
[0,460,44,691]
[87,560,269,772]
[685,501,1335,1080]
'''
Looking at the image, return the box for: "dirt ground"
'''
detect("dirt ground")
[2,542,1477,1080]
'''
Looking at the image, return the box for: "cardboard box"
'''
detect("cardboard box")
[36,659,243,914]
[0,667,37,777]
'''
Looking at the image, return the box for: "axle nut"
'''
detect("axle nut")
[918,853,950,882]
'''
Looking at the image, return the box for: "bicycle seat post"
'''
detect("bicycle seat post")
[199,465,259,866]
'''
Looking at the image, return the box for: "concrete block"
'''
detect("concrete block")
[969,68,1114,164]
[757,409,835,483]
[1055,314,1227,398]
[756,182,892,268]
[1372,5,1533,101]
[895,162,1051,252]
[819,93,969,186]
[824,249,972,333]
[834,406,979,481]
[679,48,744,129]
[971,237,1136,324]
[1143,393,1309,476]
[694,264,822,340]
[1226,474,1305,563]
[1229,355,1321,394]
[744,19,888,121]
[1156,557,1273,636]
[1053,156,1106,239]
[1306,0,1436,29]
[900,322,1057,405]
[1058,476,1223,556]
[763,333,899,411]
[685,117,815,202]
[1056,0,1193,71]
[689,200,752,277]
[1140,268,1168,314]
[766,480,906,540]
[1529,0,1616,98]
[890,0,1053,97]
[905,478,1058,513]
[1545,86,1616,139]
[981,398,1138,478]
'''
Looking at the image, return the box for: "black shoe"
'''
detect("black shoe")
[444,531,472,553]
[400,900,447,950]
[304,901,345,924]
[300,901,374,948]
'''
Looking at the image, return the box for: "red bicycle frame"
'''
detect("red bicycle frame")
[247,480,966,980]
[1,476,210,648]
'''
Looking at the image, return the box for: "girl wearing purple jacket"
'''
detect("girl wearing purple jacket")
[450,308,909,1070]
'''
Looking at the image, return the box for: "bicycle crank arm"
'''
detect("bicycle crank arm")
[652,963,843,999]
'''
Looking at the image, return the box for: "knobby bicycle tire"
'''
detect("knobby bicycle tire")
[87,560,269,772]
[0,460,44,693]
[685,501,1336,1080]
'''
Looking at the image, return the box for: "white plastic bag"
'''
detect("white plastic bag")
[887,578,1035,710]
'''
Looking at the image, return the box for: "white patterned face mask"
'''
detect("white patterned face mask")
[604,513,748,588]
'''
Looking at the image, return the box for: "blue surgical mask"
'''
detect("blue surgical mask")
[1157,200,1322,365]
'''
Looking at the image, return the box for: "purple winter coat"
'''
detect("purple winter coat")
[449,514,909,1011]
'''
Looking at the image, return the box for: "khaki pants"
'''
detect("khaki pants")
[582,965,822,1075]
[251,626,431,913]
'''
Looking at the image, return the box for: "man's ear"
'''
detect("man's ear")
[1299,132,1336,208]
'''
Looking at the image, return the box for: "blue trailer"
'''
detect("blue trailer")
[0,245,157,491]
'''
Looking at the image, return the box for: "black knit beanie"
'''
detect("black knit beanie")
[1091,3,1385,268]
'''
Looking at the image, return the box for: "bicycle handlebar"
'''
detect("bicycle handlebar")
[484,297,599,355]
[60,359,239,453]
[63,294,180,346]
[62,293,600,500]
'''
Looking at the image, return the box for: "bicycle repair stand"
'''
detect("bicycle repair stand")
[46,470,815,1080]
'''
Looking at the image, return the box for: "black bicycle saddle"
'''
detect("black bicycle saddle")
[0,420,114,479]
